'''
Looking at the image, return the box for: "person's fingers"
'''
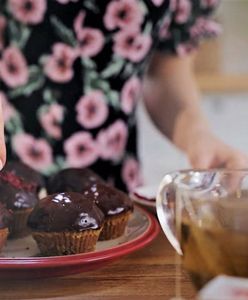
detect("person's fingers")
[222,153,248,193]
[187,133,224,169]
[186,130,248,171]
[225,150,248,169]
[190,151,214,169]
[0,96,6,170]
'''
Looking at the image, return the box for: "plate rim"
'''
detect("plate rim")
[0,205,160,269]
[130,193,156,208]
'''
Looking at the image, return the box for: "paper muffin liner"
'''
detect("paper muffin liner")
[0,228,8,251]
[32,229,102,256]
[99,211,132,241]
[9,208,33,239]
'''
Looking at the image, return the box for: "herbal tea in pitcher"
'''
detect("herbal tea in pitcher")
[181,201,248,288]
[157,170,248,290]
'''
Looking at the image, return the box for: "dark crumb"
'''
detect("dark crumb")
[26,247,30,250]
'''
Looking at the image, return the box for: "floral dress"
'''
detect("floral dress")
[0,0,220,192]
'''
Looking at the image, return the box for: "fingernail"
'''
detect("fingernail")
[0,160,3,171]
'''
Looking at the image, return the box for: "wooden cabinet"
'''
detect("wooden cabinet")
[195,0,248,92]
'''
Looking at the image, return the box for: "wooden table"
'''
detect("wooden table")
[0,229,196,300]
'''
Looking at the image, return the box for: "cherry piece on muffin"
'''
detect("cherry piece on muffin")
[0,171,39,238]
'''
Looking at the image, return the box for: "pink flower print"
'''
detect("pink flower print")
[151,0,164,7]
[159,15,171,39]
[176,43,195,56]
[64,132,98,168]
[9,0,47,25]
[0,92,16,123]
[73,11,104,58]
[113,29,152,62]
[190,17,222,40]
[97,120,128,161]
[0,47,29,88]
[56,0,79,4]
[121,77,141,114]
[76,90,109,129]
[174,0,192,24]
[12,133,53,171]
[104,0,144,30]
[73,10,86,36]
[170,0,177,11]
[76,28,104,58]
[44,43,77,83]
[121,157,142,192]
[0,15,6,51]
[201,0,219,8]
[39,104,64,140]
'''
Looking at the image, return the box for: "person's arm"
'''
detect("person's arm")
[143,52,248,169]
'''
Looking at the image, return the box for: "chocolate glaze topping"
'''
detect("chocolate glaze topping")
[28,192,104,232]
[0,173,38,210]
[0,203,13,229]
[47,168,104,194]
[3,161,45,192]
[83,183,133,217]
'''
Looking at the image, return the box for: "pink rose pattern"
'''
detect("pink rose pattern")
[176,42,196,56]
[121,157,143,192]
[56,0,79,4]
[151,0,165,7]
[113,29,152,62]
[76,28,104,58]
[104,0,144,30]
[157,0,220,55]
[159,15,171,39]
[76,90,109,129]
[97,120,128,161]
[190,17,222,40]
[121,77,141,114]
[0,0,219,190]
[39,103,64,140]
[0,91,17,123]
[9,0,47,25]
[174,0,192,24]
[44,43,77,83]
[64,132,98,168]
[201,0,220,8]
[0,47,29,88]
[74,11,104,58]
[12,133,53,171]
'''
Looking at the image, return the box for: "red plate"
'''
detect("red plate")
[0,206,159,279]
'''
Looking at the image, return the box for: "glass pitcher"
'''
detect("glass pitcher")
[156,169,248,288]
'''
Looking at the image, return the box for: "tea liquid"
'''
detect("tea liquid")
[181,218,248,289]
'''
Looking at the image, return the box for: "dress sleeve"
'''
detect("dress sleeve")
[156,0,221,56]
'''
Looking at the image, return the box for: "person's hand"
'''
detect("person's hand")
[185,130,248,169]
[0,94,6,170]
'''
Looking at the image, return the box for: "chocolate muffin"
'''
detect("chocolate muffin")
[3,161,46,197]
[83,182,134,240]
[28,192,104,256]
[46,168,104,194]
[0,203,12,251]
[0,171,39,238]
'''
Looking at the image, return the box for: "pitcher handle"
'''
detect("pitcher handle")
[156,171,183,255]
